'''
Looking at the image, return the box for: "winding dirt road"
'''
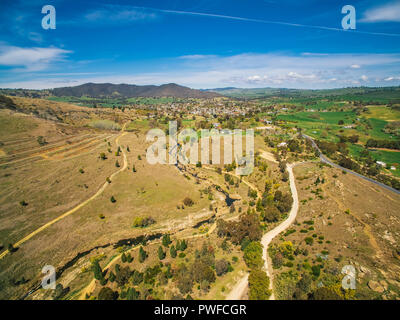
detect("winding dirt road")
[262,163,299,300]
[0,124,129,260]
[226,162,300,300]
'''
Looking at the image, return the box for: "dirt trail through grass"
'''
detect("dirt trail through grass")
[0,124,128,260]
[226,161,300,300]
[202,165,261,198]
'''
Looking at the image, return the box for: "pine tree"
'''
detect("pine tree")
[165,264,172,278]
[92,260,103,281]
[139,246,147,263]
[115,160,120,167]
[176,240,182,251]
[115,264,120,278]
[158,246,166,260]
[109,271,116,282]
[126,287,139,300]
[180,239,187,251]
[126,253,133,263]
[162,234,171,247]
[121,252,127,263]
[170,245,177,258]
[110,196,116,203]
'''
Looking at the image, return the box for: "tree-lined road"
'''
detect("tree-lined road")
[302,134,400,195]
[226,159,301,300]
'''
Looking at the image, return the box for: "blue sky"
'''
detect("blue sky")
[0,0,400,89]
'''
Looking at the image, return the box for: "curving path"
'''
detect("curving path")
[261,163,299,300]
[0,124,129,260]
[226,162,300,300]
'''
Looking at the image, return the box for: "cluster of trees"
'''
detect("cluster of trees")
[224,173,238,186]
[92,260,107,285]
[376,174,400,191]
[366,139,400,150]
[287,139,302,153]
[113,264,134,287]
[224,161,237,172]
[248,269,271,300]
[161,237,187,259]
[216,210,271,299]
[183,197,194,207]
[241,236,271,299]
[121,252,133,263]
[384,121,400,136]
[260,190,293,223]
[100,259,176,300]
[243,241,263,269]
[215,258,232,276]
[248,188,258,199]
[338,156,360,172]
[132,216,155,228]
[195,120,213,130]
[278,160,289,182]
[316,140,340,157]
[216,212,262,245]
[338,135,359,143]
[98,287,118,300]
[174,242,218,294]
[269,241,296,269]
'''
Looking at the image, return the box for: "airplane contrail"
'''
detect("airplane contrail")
[131,6,400,37]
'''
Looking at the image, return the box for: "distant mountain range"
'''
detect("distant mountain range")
[2,84,399,101]
[51,83,221,99]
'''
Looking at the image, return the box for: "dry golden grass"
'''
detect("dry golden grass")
[270,162,400,299]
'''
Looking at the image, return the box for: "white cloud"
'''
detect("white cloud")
[361,1,400,23]
[287,72,316,80]
[350,64,361,69]
[247,75,263,82]
[2,52,400,89]
[0,45,71,72]
[384,76,400,81]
